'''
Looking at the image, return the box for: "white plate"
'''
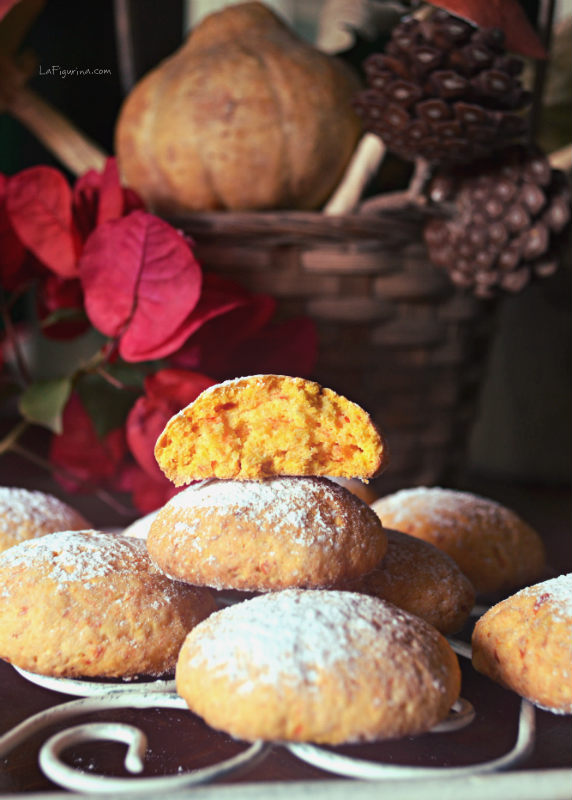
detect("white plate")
[13,666,176,696]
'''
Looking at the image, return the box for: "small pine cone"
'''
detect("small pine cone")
[423,146,571,299]
[354,9,531,165]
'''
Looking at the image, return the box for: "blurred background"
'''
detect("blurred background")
[1,0,570,488]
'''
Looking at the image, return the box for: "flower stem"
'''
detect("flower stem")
[0,420,29,455]
[0,290,31,386]
[96,366,127,390]
[5,441,136,518]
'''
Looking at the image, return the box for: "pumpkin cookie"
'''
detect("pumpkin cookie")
[147,477,387,591]
[0,486,89,554]
[155,374,387,484]
[0,530,216,679]
[472,574,572,714]
[340,528,475,634]
[176,589,461,744]
[372,487,546,595]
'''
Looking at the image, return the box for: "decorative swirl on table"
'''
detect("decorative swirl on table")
[286,641,535,781]
[0,639,536,791]
[13,666,176,696]
[287,698,535,781]
[0,690,269,794]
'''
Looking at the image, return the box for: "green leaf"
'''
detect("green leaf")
[77,373,140,439]
[18,377,73,434]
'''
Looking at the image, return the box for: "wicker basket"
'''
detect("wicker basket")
[174,210,498,494]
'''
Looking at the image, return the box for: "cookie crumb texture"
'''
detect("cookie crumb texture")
[155,375,387,483]
[372,487,546,595]
[176,589,461,744]
[472,574,572,715]
[0,531,216,678]
[147,477,387,591]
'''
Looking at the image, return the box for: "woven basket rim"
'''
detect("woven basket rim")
[166,208,430,242]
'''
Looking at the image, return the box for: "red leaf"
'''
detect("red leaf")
[231,316,318,379]
[50,393,127,492]
[121,272,251,364]
[95,157,124,226]
[170,280,276,376]
[126,368,214,479]
[5,166,80,277]
[196,274,276,339]
[0,0,21,21]
[0,173,27,289]
[73,158,145,240]
[79,211,202,361]
[123,187,145,214]
[72,169,101,240]
[428,0,546,59]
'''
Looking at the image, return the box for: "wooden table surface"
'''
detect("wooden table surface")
[0,442,570,797]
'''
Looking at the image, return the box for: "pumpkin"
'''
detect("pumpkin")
[114,2,362,213]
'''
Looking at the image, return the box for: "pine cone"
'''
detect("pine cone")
[423,146,571,298]
[353,8,531,165]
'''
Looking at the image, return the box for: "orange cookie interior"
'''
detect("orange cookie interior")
[155,374,387,484]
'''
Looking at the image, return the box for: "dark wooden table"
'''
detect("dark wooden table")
[1,638,571,798]
[0,442,570,797]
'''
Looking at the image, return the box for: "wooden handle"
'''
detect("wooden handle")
[324,134,386,215]
[7,86,108,176]
[549,143,572,172]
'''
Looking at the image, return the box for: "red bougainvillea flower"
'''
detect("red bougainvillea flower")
[50,393,127,492]
[73,157,144,241]
[117,461,182,515]
[171,276,318,380]
[4,166,81,278]
[0,1,21,21]
[36,275,89,340]
[0,174,27,290]
[229,316,318,379]
[79,210,203,362]
[169,273,276,373]
[178,273,274,341]
[126,368,215,481]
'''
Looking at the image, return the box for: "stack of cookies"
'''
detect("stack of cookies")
[148,374,464,744]
[149,374,475,630]
[149,374,389,593]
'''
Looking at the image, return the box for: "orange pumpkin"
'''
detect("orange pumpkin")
[115,2,362,213]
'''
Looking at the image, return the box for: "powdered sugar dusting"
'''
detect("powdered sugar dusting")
[0,530,149,587]
[182,589,448,693]
[374,486,519,530]
[166,477,377,547]
[0,486,87,546]
[517,573,572,620]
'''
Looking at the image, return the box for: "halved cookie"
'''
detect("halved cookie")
[155,374,387,483]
